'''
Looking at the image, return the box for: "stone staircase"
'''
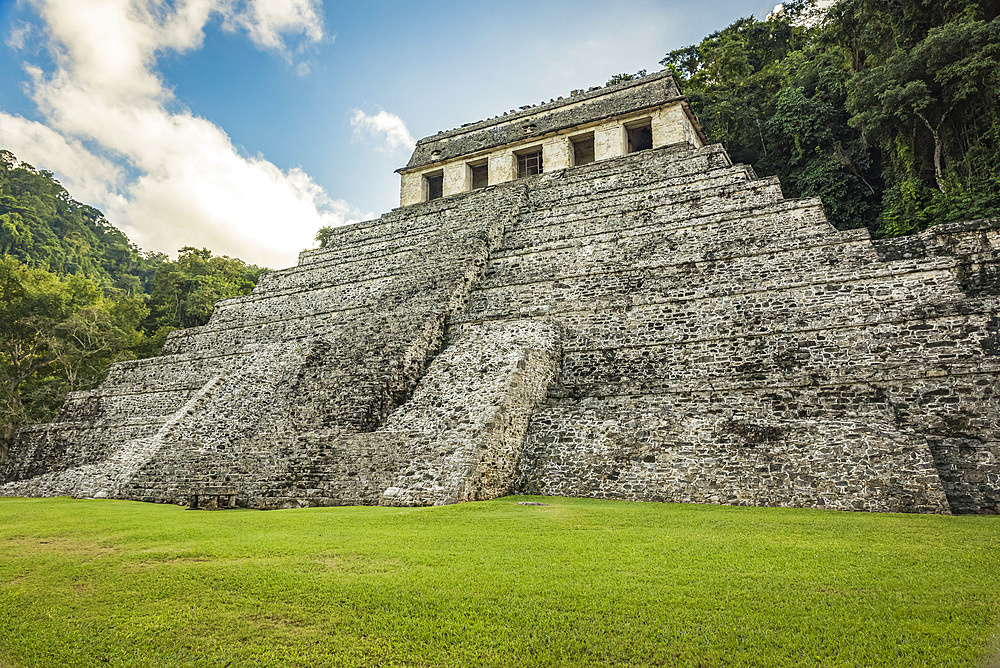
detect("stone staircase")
[1,185,531,506]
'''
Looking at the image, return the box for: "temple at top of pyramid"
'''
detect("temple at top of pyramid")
[396,71,705,206]
[2,71,998,513]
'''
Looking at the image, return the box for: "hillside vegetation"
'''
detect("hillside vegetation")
[660,0,1000,235]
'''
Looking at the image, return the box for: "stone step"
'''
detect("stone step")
[0,419,167,485]
[229,209,844,325]
[873,218,1000,260]
[495,198,834,264]
[525,160,754,214]
[253,234,492,298]
[161,311,350,355]
[552,362,1000,399]
[465,241,958,316]
[208,267,466,326]
[520,143,732,201]
[556,313,999,391]
[165,266,483,355]
[503,196,840,257]
[296,185,524,266]
[295,146,728,270]
[518,165,762,232]
[515,394,951,513]
[59,387,199,423]
[101,348,256,392]
[455,282,979,354]
[210,216,500,322]
[296,216,439,268]
[482,205,842,289]
[540,365,996,418]
[513,177,786,250]
[260,227,439,290]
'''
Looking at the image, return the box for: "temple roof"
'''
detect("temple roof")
[399,70,684,173]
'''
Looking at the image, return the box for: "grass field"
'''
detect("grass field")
[0,496,998,667]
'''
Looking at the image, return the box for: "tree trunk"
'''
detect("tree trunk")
[916,107,953,193]
[1,424,14,461]
[756,117,768,157]
[931,127,945,192]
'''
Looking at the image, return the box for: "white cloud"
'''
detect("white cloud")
[220,0,325,58]
[5,0,355,268]
[5,21,37,51]
[0,113,123,205]
[350,109,416,155]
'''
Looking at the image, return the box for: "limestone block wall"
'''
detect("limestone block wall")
[515,397,949,512]
[403,71,687,171]
[379,319,561,506]
[400,103,705,205]
[398,71,705,206]
[451,142,999,514]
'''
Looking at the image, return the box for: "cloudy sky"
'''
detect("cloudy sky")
[0,0,778,268]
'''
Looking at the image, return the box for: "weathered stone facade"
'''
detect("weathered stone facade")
[397,72,704,205]
[2,72,998,513]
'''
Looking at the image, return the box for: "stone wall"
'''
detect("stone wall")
[380,319,561,506]
[2,137,997,513]
[455,144,998,514]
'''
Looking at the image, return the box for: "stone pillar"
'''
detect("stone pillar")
[652,103,702,148]
[488,151,516,185]
[542,136,571,172]
[594,121,624,161]
[443,162,468,197]
[400,172,422,207]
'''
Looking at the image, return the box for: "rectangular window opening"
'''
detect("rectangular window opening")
[424,171,443,201]
[571,133,596,166]
[470,161,489,190]
[516,148,543,178]
[626,120,653,153]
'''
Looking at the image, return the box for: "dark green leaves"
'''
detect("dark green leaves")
[663,0,1000,236]
[145,246,264,332]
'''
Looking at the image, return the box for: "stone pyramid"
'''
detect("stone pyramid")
[2,72,997,513]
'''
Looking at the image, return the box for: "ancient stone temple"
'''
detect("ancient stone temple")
[2,71,998,513]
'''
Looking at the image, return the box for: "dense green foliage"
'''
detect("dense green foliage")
[663,0,1000,235]
[0,259,146,448]
[314,225,336,248]
[606,69,648,85]
[140,246,265,356]
[0,151,160,294]
[1,496,998,666]
[0,153,265,447]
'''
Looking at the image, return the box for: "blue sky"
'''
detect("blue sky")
[0,0,777,267]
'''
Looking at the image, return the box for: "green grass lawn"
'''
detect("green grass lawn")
[0,496,998,668]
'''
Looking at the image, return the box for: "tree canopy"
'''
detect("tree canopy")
[0,257,146,448]
[662,0,1000,235]
[0,150,161,293]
